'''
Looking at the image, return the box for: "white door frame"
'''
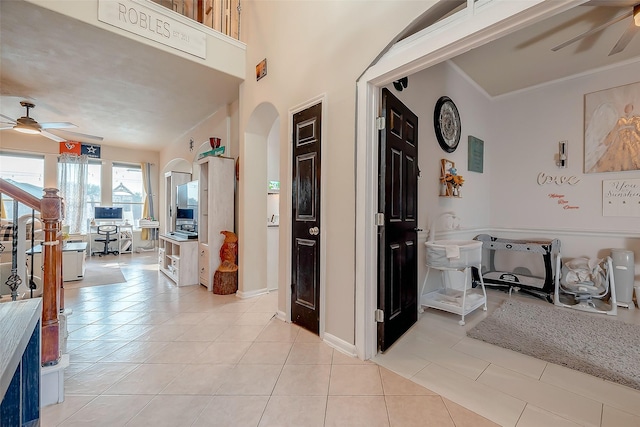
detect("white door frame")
[354,0,582,360]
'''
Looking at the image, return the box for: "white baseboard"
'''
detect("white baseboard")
[236,287,269,299]
[41,353,69,407]
[276,310,287,321]
[323,332,358,358]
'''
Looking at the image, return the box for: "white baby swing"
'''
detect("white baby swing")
[554,255,617,315]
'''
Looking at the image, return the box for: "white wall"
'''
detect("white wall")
[267,118,280,184]
[159,103,239,234]
[388,58,640,289]
[388,61,495,294]
[241,0,436,344]
[489,60,640,262]
[266,118,280,291]
[389,61,494,233]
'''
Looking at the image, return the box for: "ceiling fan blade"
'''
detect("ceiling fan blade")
[49,129,104,142]
[0,125,14,130]
[551,9,632,51]
[0,114,17,124]
[608,20,639,55]
[40,122,77,129]
[41,130,65,143]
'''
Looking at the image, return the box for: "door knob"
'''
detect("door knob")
[308,226,319,236]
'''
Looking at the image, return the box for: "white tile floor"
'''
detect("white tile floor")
[42,253,496,426]
[41,252,640,426]
[375,286,640,427]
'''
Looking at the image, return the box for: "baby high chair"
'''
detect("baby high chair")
[554,256,617,315]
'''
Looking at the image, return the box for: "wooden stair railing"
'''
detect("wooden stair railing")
[0,178,63,367]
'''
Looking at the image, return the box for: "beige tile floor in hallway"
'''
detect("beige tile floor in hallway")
[42,252,496,427]
[41,252,640,426]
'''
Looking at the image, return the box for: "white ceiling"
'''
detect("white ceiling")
[0,0,242,152]
[1,1,639,152]
[451,1,640,97]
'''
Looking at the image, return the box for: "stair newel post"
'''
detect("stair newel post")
[41,187,62,366]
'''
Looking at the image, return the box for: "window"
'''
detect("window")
[112,163,143,224]
[0,152,44,219]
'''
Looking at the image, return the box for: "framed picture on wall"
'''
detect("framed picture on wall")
[468,135,484,173]
[584,81,640,174]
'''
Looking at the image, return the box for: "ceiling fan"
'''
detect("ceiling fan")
[0,101,103,142]
[552,1,640,56]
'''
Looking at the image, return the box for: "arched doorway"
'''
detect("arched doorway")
[238,102,281,302]
[354,1,575,359]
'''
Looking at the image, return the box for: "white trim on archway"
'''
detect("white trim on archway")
[240,102,280,299]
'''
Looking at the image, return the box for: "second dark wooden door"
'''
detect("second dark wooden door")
[378,88,418,352]
[291,102,322,335]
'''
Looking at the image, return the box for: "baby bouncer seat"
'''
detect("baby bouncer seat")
[554,256,617,315]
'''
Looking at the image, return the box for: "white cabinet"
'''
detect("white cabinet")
[119,227,133,253]
[165,171,191,233]
[197,155,235,291]
[198,243,210,287]
[27,242,87,282]
[158,234,198,286]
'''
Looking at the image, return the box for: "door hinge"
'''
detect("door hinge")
[376,117,385,130]
[375,309,384,323]
[375,212,384,226]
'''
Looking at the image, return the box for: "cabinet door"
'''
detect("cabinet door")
[158,247,165,266]
[199,244,210,286]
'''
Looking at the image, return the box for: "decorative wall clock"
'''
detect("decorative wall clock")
[434,96,461,153]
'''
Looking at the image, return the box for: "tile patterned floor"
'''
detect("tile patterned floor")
[42,252,640,426]
[374,286,640,427]
[42,252,496,426]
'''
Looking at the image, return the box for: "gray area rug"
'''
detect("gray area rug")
[467,299,640,390]
[64,262,126,289]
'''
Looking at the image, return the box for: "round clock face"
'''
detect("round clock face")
[434,96,461,153]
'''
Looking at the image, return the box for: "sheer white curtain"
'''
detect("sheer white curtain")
[58,153,89,234]
[141,162,154,240]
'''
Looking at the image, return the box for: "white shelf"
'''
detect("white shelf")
[420,264,487,326]
[158,234,198,286]
[421,289,486,316]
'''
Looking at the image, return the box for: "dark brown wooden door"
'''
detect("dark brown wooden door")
[378,88,418,352]
[291,102,321,335]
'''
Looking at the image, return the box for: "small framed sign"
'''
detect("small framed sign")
[603,178,640,217]
[256,58,267,81]
[468,135,484,173]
